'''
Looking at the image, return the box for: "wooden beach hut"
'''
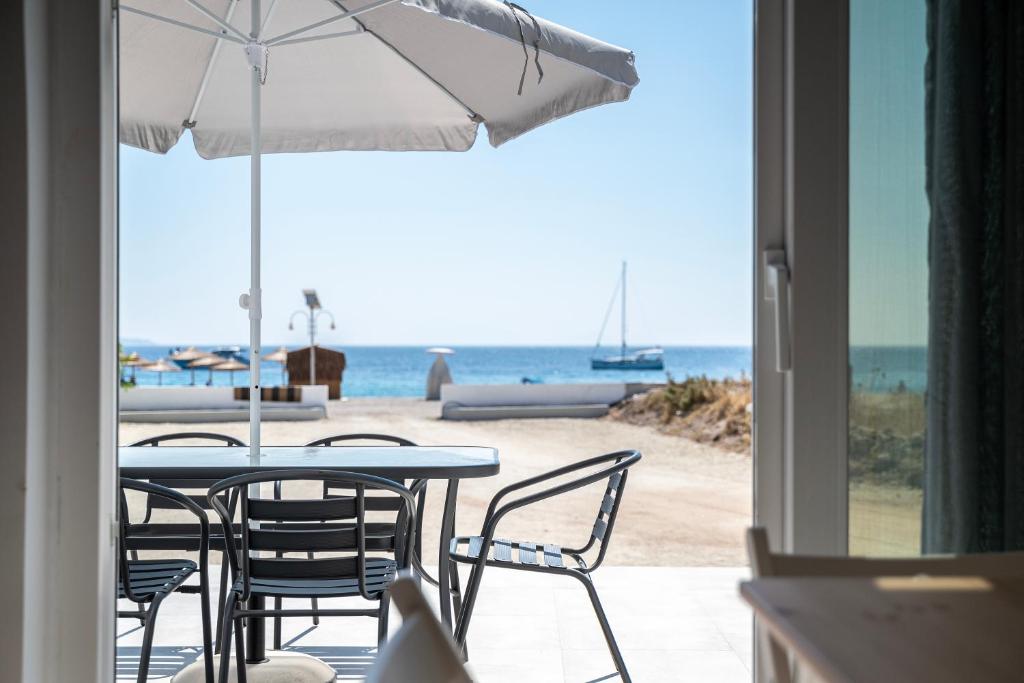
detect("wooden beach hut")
[287,346,346,400]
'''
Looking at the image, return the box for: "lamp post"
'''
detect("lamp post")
[289,288,335,386]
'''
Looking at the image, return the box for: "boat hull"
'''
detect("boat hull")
[591,357,664,370]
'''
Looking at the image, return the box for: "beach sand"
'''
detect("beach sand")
[119,397,751,566]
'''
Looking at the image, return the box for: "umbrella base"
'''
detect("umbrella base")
[172,651,337,683]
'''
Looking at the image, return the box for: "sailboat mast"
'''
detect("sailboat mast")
[620,260,627,357]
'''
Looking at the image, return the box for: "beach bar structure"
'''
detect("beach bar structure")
[287,345,346,399]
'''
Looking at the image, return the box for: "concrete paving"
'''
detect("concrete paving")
[117,566,752,682]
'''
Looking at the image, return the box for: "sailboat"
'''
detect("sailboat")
[591,262,665,370]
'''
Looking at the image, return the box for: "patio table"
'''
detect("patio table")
[119,445,499,666]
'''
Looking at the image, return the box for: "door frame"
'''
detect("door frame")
[753,0,849,556]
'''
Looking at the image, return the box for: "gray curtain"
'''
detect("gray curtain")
[924,0,1024,553]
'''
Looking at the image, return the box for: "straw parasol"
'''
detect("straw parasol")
[263,345,289,385]
[188,354,223,386]
[145,358,181,386]
[119,352,152,384]
[171,346,210,385]
[212,358,248,386]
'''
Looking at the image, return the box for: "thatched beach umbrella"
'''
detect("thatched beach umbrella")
[212,358,248,386]
[188,354,222,386]
[263,345,288,385]
[120,352,152,384]
[145,358,181,386]
[171,346,209,385]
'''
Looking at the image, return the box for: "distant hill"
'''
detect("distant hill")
[119,337,157,347]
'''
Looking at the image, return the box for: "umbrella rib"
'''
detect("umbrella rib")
[120,5,244,45]
[272,28,364,48]
[186,0,241,127]
[185,0,249,42]
[264,0,399,46]
[259,0,279,38]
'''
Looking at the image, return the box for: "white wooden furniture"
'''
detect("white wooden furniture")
[366,575,473,683]
[743,527,1024,683]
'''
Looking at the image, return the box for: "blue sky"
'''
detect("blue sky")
[119,0,753,347]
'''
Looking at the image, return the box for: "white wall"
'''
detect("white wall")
[441,383,628,407]
[8,1,118,682]
[120,385,329,410]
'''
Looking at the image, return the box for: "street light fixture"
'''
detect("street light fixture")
[289,288,335,385]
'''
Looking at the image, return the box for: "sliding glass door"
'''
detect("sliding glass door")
[847,0,929,556]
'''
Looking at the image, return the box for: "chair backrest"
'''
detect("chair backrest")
[746,527,1024,683]
[303,433,419,496]
[128,432,245,519]
[209,469,416,601]
[555,450,641,571]
[119,478,209,602]
[366,575,474,683]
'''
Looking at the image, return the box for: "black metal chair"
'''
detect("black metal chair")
[268,433,430,649]
[449,450,642,683]
[119,478,214,683]
[210,469,417,683]
[127,432,245,650]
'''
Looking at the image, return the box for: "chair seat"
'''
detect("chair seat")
[118,559,197,601]
[237,557,399,598]
[449,536,581,571]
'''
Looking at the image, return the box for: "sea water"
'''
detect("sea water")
[122,345,752,397]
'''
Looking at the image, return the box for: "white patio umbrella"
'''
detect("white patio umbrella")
[119,4,636,677]
[120,0,638,463]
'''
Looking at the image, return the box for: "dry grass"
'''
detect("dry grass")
[608,376,752,453]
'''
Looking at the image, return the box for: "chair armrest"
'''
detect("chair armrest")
[120,478,211,565]
[478,451,637,537]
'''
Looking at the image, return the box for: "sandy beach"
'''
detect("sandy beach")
[119,397,752,566]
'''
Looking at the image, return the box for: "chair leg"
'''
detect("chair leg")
[199,568,215,683]
[449,561,463,618]
[377,593,391,649]
[576,574,631,683]
[234,615,248,683]
[273,597,282,650]
[218,593,238,683]
[308,552,319,626]
[453,562,486,651]
[131,550,145,618]
[136,594,165,683]
[215,553,229,653]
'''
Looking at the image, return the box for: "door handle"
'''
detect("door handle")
[763,249,791,372]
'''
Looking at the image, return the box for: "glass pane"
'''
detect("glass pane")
[848,0,929,556]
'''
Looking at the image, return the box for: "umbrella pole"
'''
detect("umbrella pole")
[247,6,262,463]
[245,0,267,667]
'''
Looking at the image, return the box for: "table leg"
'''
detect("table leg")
[437,479,459,629]
[245,595,268,663]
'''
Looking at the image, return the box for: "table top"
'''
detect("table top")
[741,575,1024,683]
[119,445,499,480]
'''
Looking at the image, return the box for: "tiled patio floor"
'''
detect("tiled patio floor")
[117,566,751,682]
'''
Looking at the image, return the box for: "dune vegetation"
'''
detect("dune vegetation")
[608,375,752,452]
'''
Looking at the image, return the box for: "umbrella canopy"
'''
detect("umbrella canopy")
[263,345,289,363]
[212,359,249,371]
[212,358,249,386]
[146,358,181,373]
[120,0,638,158]
[120,352,151,367]
[170,346,209,361]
